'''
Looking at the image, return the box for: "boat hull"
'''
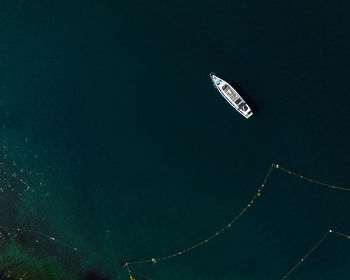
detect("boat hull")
[209,73,253,119]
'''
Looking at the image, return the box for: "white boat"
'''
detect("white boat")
[209,73,253,119]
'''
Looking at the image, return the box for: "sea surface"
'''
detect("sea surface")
[1,1,350,279]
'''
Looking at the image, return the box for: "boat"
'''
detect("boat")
[209,73,253,119]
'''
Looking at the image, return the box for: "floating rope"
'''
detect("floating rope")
[281,229,350,279]
[0,225,78,251]
[275,164,350,191]
[124,163,350,279]
[123,164,273,270]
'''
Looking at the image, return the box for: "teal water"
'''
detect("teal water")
[1,1,350,279]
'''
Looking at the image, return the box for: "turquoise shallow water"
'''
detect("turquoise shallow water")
[1,0,350,279]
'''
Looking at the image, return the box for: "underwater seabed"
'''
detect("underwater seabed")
[0,156,75,279]
[0,239,111,280]
[1,128,350,280]
[0,240,68,280]
[0,132,111,280]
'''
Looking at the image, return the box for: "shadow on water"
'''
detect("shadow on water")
[231,82,259,115]
[80,271,111,280]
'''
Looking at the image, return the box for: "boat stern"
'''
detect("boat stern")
[244,111,253,119]
[240,104,253,119]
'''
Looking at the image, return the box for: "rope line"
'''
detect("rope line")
[124,163,350,279]
[281,229,350,280]
[275,164,350,191]
[0,225,78,251]
[124,164,273,268]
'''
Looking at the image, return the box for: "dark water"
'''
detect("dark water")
[1,0,350,279]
